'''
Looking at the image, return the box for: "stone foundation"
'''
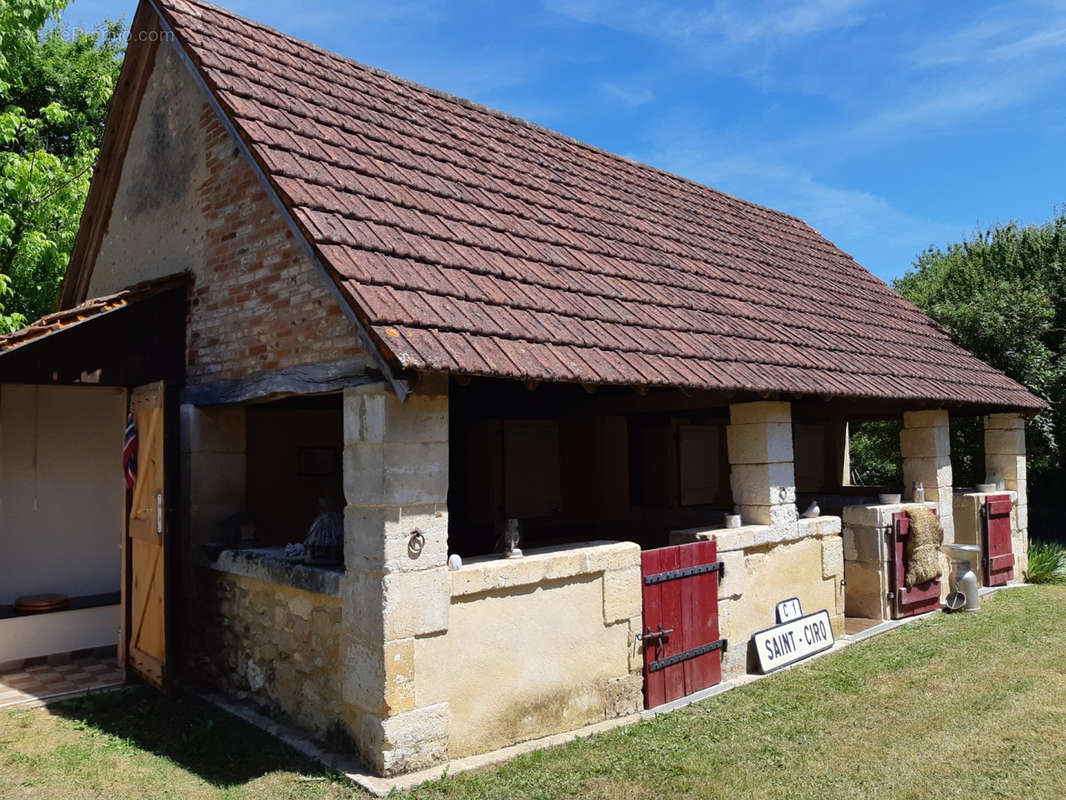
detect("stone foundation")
[671,515,844,678]
[193,569,347,742]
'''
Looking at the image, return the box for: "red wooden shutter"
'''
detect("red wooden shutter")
[982,494,1015,586]
[890,511,942,618]
[641,540,725,708]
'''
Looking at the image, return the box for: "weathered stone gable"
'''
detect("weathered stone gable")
[88,40,369,384]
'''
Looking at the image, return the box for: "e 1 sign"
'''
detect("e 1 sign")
[752,609,834,674]
[776,597,802,623]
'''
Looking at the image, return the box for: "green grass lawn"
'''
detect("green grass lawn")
[3,586,1066,799]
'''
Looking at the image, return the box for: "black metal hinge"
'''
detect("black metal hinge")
[644,561,724,585]
[648,639,728,672]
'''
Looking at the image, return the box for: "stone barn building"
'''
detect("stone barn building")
[0,0,1044,778]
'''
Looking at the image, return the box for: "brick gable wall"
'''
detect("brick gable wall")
[189,105,366,383]
[87,40,370,386]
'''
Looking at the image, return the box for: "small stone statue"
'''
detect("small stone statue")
[912,481,925,503]
[503,517,523,559]
[800,500,820,518]
[304,497,344,564]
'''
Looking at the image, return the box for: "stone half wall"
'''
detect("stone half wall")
[87,38,370,385]
[671,516,844,679]
[190,568,347,743]
[412,542,644,760]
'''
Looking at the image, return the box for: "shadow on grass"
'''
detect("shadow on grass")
[49,684,330,788]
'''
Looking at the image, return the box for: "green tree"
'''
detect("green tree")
[894,213,1066,474]
[850,211,1066,517]
[0,0,124,332]
[848,419,902,487]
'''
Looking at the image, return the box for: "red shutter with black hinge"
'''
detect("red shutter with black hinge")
[641,540,724,708]
[982,494,1015,586]
[890,511,942,618]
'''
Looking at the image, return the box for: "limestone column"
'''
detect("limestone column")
[726,401,797,531]
[341,379,450,776]
[984,412,1028,575]
[900,410,954,541]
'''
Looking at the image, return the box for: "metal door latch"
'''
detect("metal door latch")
[637,624,674,651]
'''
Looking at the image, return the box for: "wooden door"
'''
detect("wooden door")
[982,494,1015,586]
[641,540,725,709]
[890,511,942,618]
[127,381,167,688]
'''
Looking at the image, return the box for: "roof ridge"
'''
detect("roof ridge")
[163,0,815,229]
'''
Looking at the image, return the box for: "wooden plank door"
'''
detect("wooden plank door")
[641,540,725,709]
[890,511,942,618]
[982,494,1015,586]
[127,381,167,688]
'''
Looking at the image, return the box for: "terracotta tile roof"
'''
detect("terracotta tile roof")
[154,0,1043,410]
[0,273,188,357]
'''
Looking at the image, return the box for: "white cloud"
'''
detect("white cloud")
[987,25,1066,61]
[905,19,1010,68]
[227,0,445,28]
[905,10,1066,69]
[599,81,654,106]
[843,70,1054,145]
[696,0,870,44]
[544,0,870,47]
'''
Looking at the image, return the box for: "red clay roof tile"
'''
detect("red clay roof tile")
[153,0,1044,411]
[0,274,189,357]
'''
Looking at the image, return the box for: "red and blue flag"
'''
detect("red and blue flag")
[123,413,138,490]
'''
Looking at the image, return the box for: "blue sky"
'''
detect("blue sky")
[59,0,1066,282]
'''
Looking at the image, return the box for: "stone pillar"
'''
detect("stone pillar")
[984,412,1028,575]
[180,404,246,597]
[727,401,797,531]
[341,380,450,776]
[900,410,954,542]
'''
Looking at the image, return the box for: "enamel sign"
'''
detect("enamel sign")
[775,597,803,623]
[753,609,834,674]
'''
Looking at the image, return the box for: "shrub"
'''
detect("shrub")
[1026,540,1066,584]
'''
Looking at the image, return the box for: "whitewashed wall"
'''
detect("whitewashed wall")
[0,384,125,604]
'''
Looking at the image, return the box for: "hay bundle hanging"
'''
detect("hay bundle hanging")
[904,506,943,587]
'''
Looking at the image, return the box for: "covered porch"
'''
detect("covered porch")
[182,365,1033,776]
[0,277,186,681]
